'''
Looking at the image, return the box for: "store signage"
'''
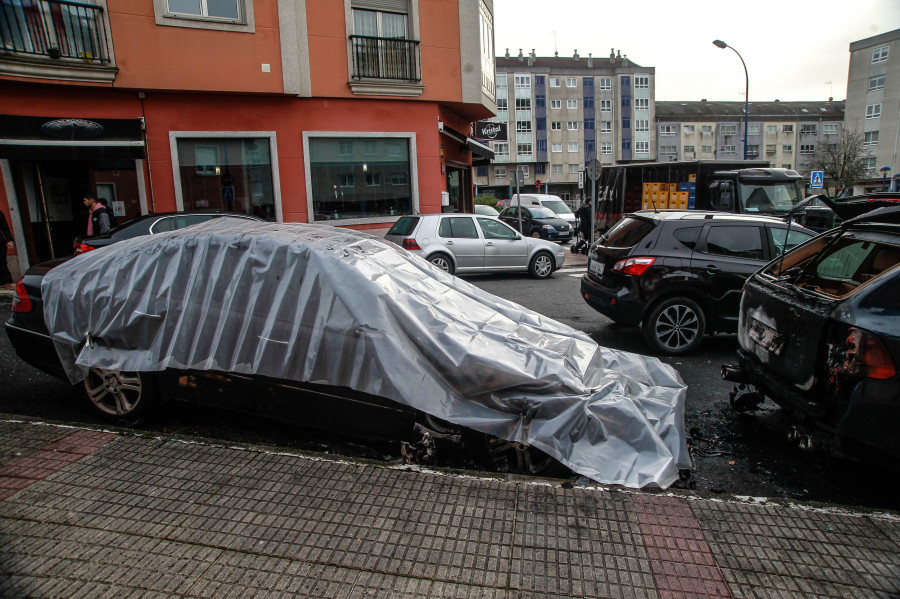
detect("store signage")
[475,121,507,141]
[41,119,105,139]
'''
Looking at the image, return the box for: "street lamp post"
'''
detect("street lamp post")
[880,165,891,191]
[713,40,749,160]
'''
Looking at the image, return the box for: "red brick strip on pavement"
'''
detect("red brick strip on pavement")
[632,494,733,599]
[0,429,119,501]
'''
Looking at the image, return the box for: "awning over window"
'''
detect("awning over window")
[0,115,145,160]
[441,123,494,166]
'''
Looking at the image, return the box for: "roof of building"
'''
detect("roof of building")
[496,50,651,73]
[849,28,900,52]
[655,100,845,122]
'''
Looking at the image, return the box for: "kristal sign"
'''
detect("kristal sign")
[475,121,507,141]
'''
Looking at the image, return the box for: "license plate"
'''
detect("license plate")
[589,260,604,277]
[748,319,784,355]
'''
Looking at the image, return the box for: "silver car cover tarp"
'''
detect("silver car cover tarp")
[42,220,690,489]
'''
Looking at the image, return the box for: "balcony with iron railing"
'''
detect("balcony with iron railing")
[349,34,421,92]
[1,0,115,81]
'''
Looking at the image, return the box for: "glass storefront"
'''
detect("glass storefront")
[308,137,412,221]
[176,137,276,220]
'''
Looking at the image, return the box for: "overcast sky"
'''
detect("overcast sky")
[493,0,900,102]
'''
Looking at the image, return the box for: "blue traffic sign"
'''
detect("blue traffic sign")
[810,171,824,188]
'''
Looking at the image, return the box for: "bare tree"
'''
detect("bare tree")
[805,128,869,195]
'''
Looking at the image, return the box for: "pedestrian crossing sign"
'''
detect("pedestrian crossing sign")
[811,171,824,188]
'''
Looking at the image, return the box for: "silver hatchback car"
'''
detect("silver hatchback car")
[385,213,566,278]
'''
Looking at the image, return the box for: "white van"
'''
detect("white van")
[511,194,578,227]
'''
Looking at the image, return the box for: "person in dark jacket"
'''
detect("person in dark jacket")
[83,193,110,236]
[572,198,593,254]
[1,210,14,288]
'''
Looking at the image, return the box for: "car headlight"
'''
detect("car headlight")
[542,224,554,230]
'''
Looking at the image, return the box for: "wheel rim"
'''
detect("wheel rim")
[84,368,143,416]
[488,439,559,476]
[430,256,450,272]
[534,255,553,277]
[532,231,541,238]
[653,303,701,351]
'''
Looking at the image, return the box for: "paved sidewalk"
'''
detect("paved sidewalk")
[1,418,898,598]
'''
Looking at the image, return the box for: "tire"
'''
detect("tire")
[531,230,542,239]
[529,251,555,279]
[642,296,706,355]
[82,368,159,425]
[428,253,455,275]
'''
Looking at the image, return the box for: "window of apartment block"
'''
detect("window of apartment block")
[747,125,760,135]
[634,141,649,153]
[864,131,879,146]
[567,99,578,109]
[535,163,546,175]
[496,98,508,112]
[585,140,595,153]
[701,145,713,153]
[551,164,563,174]
[684,125,695,133]
[535,95,545,108]
[567,121,578,131]
[622,118,630,129]
[781,163,792,169]
[519,166,530,177]
[568,164,579,174]
[536,117,546,130]
[683,145,695,153]
[826,144,838,152]
[782,144,792,152]
[515,74,531,88]
[866,104,882,119]
[516,121,531,133]
[783,124,793,133]
[800,124,817,135]
[494,166,506,177]
[747,145,760,157]
[869,75,886,91]
[701,125,712,133]
[517,143,532,156]
[720,124,737,135]
[635,120,649,132]
[622,140,631,151]
[634,75,649,88]
[720,145,736,155]
[167,0,243,20]
[307,135,410,222]
[583,77,593,88]
[583,97,594,109]
[599,77,611,90]
[635,98,649,110]
[476,167,487,177]
[566,77,577,87]
[551,143,562,152]
[496,73,507,87]
[600,99,612,111]
[536,140,546,153]
[872,46,889,63]
[551,121,562,131]
[515,97,531,110]
[767,124,777,133]
[550,100,561,109]
[823,124,839,135]
[660,125,676,136]
[494,142,509,156]
[584,118,595,130]
[550,77,561,87]
[660,145,677,155]
[600,121,612,132]
[799,144,815,154]
[866,157,877,170]
[621,96,631,108]
[766,144,776,154]
[567,142,579,152]
[534,75,544,86]
[601,142,612,155]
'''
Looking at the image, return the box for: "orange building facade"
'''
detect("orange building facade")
[0,0,497,274]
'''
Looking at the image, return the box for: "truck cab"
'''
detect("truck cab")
[707,168,805,215]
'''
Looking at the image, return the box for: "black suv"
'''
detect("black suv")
[580,210,814,354]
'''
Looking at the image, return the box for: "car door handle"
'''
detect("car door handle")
[703,265,720,272]
[446,241,454,245]
[485,242,494,247]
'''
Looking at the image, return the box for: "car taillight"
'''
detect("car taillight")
[845,327,896,380]
[401,239,421,250]
[74,243,96,255]
[11,280,32,313]
[612,256,655,276]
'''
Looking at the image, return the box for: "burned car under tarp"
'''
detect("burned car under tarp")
[723,202,900,462]
[27,220,689,489]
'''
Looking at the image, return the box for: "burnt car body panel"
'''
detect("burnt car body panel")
[726,205,900,462]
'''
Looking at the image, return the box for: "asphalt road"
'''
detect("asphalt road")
[1,264,897,510]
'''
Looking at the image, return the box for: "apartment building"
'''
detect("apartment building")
[475,49,655,204]
[0,0,496,275]
[845,28,900,192]
[655,100,845,175]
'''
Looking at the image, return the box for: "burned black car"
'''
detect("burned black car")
[7,220,689,488]
[723,202,900,462]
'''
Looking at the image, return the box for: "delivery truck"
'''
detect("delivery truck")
[596,160,806,228]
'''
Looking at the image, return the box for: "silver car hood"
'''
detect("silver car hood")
[42,219,689,489]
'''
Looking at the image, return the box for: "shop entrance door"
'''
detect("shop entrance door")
[34,162,91,261]
[445,165,472,213]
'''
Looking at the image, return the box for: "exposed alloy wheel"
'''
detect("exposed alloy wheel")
[428,253,455,275]
[83,368,158,424]
[529,251,554,279]
[642,297,706,355]
[487,438,565,478]
[531,230,542,239]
